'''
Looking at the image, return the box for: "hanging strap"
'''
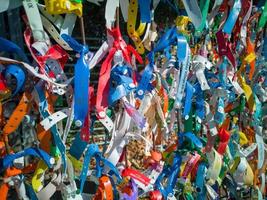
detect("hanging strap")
[127,0,146,54]
[62,34,90,127]
[22,0,48,43]
[181,0,203,29]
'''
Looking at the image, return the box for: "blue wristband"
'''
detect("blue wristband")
[153,27,176,52]
[69,133,88,160]
[25,183,38,200]
[109,65,135,105]
[0,37,29,63]
[222,0,241,35]
[155,154,182,198]
[178,132,203,149]
[175,35,190,108]
[79,144,97,193]
[61,34,90,126]
[195,162,207,200]
[4,64,26,96]
[138,0,151,23]
[136,52,154,99]
[218,58,228,87]
[35,83,66,172]
[0,147,54,170]
[195,86,205,120]
[183,81,194,118]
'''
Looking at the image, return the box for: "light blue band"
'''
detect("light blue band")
[214,97,225,125]
[222,0,241,34]
[175,35,190,108]
[195,162,207,200]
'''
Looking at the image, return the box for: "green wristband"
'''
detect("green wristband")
[258,1,267,30]
[168,98,175,111]
[196,0,210,33]
[184,110,193,132]
[184,192,194,200]
[50,145,60,157]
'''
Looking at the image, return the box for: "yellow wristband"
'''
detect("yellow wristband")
[176,16,191,35]
[127,0,146,54]
[244,52,256,63]
[68,154,83,171]
[243,162,254,185]
[206,148,222,183]
[32,160,48,192]
[44,0,82,17]
[239,131,249,146]
[238,75,255,112]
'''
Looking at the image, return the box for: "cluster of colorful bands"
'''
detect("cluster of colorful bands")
[0,0,266,199]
